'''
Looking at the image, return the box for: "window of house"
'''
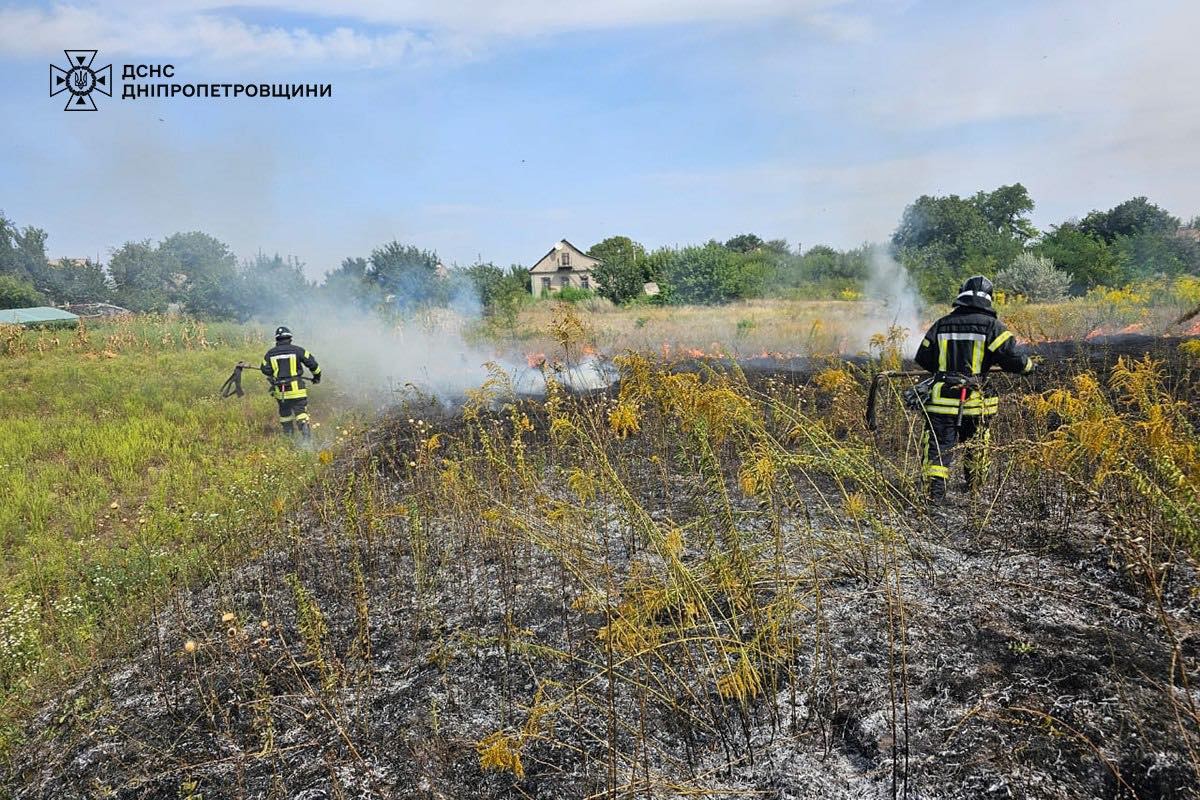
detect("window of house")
[580,275,590,289]
[541,276,551,291]
[560,251,571,267]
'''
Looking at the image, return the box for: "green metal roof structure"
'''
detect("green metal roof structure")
[0,306,81,327]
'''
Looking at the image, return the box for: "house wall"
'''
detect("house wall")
[529,242,601,297]
[531,269,597,298]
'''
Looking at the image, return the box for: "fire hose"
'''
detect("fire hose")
[221,362,315,399]
[865,370,927,432]
[865,368,1003,432]
[220,362,256,398]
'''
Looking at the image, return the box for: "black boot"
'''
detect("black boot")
[928,477,947,503]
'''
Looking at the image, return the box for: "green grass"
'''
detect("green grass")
[0,316,351,748]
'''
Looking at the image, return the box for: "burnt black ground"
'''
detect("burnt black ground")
[5,337,1199,800]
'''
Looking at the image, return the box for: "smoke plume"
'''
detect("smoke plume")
[859,247,924,352]
[251,286,612,414]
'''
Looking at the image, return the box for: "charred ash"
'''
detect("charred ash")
[6,335,1199,800]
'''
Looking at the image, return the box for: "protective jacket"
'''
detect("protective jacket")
[914,306,1032,416]
[260,341,321,400]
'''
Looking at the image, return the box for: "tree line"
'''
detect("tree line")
[588,186,1200,305]
[892,186,1200,302]
[2,184,1197,316]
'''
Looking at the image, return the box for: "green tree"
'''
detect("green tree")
[972,183,1037,240]
[724,233,764,253]
[321,256,375,308]
[0,213,49,287]
[1034,223,1121,290]
[0,275,44,309]
[892,186,1033,301]
[366,242,441,309]
[506,263,532,295]
[463,262,530,311]
[40,259,111,304]
[661,241,748,304]
[1079,197,1179,243]
[108,240,177,312]
[239,252,311,320]
[588,236,647,304]
[759,242,867,297]
[463,262,505,307]
[1115,230,1200,279]
[159,232,240,317]
[799,244,869,282]
[726,246,777,298]
[892,194,988,254]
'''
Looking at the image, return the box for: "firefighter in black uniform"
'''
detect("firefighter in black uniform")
[261,326,321,437]
[914,275,1034,501]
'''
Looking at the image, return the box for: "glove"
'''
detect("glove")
[311,373,321,384]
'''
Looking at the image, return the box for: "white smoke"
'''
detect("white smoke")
[857,246,924,353]
[263,300,502,411]
[254,288,614,414]
[511,357,618,395]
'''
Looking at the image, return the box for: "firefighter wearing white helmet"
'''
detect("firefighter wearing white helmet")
[260,326,322,437]
[914,275,1034,501]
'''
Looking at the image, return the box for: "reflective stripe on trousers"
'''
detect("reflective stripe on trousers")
[922,414,991,486]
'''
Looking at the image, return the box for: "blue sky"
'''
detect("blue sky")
[0,0,1197,278]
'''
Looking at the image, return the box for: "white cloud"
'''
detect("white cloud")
[866,0,1200,135]
[642,121,1200,252]
[88,0,853,34]
[668,0,1200,246]
[0,1,862,65]
[0,5,458,66]
[5,0,1197,267]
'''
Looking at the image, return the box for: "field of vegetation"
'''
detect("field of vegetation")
[0,317,368,754]
[2,307,1197,799]
[497,279,1200,360]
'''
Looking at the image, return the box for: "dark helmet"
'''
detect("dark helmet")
[274,325,293,341]
[953,275,994,310]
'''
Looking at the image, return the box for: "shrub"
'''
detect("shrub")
[995,253,1071,303]
[661,242,761,304]
[561,286,600,302]
[0,276,44,310]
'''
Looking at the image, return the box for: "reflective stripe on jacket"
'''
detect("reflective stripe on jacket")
[260,342,320,400]
[913,306,1032,416]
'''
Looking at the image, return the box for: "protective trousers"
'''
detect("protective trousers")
[920,413,990,500]
[276,397,311,438]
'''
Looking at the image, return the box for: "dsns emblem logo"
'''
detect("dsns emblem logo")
[50,50,112,110]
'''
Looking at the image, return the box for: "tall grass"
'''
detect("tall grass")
[3,308,1198,795]
[0,316,348,747]
[490,278,1200,356]
[320,319,1194,794]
